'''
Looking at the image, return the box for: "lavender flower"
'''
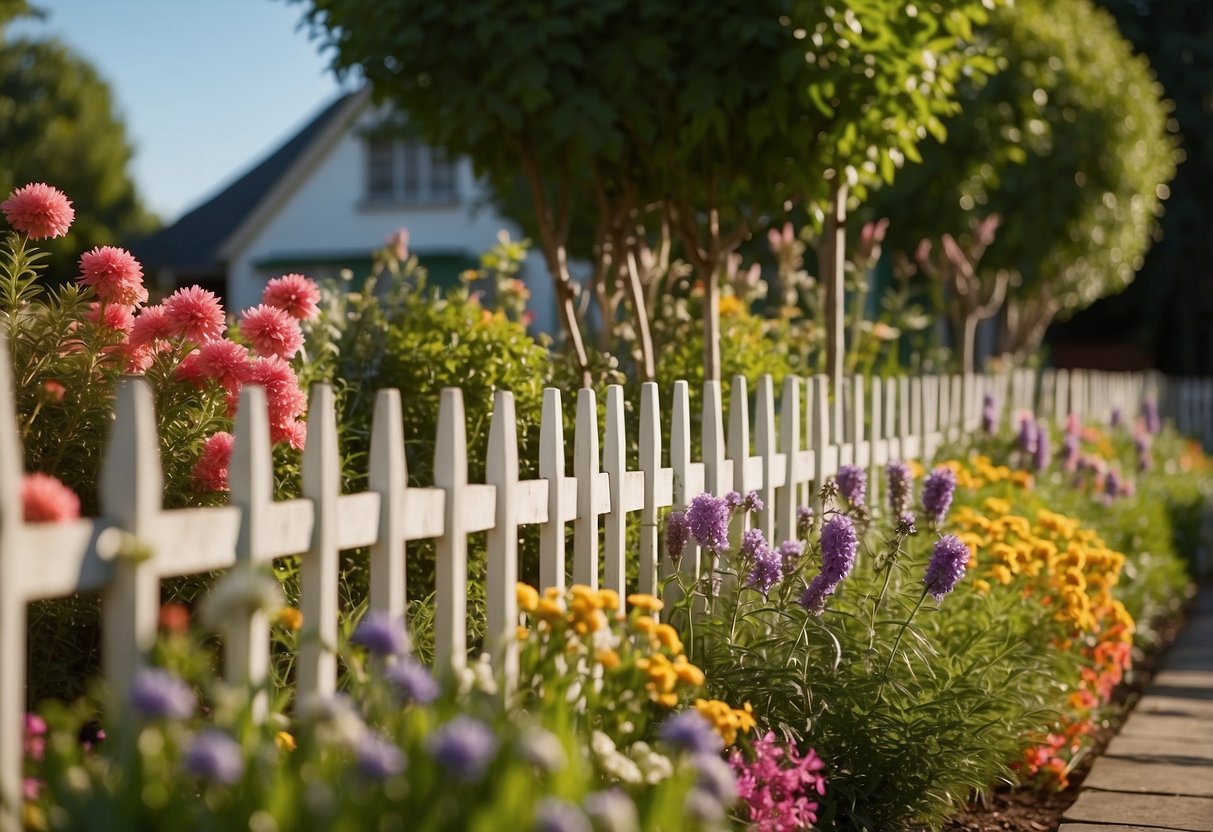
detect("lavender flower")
[661,711,724,755]
[924,534,969,602]
[921,467,957,527]
[687,494,730,553]
[1110,407,1122,428]
[886,460,912,515]
[897,511,917,536]
[385,657,439,705]
[1143,398,1160,435]
[742,491,764,513]
[745,545,783,598]
[583,790,639,832]
[351,611,410,657]
[834,465,867,508]
[183,730,243,784]
[1062,432,1080,473]
[426,716,498,782]
[1105,469,1121,500]
[536,798,592,832]
[724,491,744,510]
[1136,432,1153,472]
[798,574,837,616]
[665,510,691,560]
[130,668,195,720]
[739,528,768,562]
[1017,414,1037,455]
[820,515,858,582]
[796,506,814,536]
[1033,420,1051,472]
[981,393,998,434]
[777,539,805,573]
[356,733,407,781]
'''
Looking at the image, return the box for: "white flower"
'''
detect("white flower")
[591,731,617,757]
[600,751,643,784]
[628,742,673,784]
[517,727,566,773]
[296,692,366,747]
[199,564,284,630]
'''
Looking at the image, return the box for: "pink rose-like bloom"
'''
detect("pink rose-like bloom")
[85,302,135,334]
[1,183,74,239]
[175,350,205,386]
[262,273,320,321]
[193,432,235,492]
[21,473,81,523]
[275,419,307,450]
[129,305,174,348]
[78,246,148,306]
[240,304,304,360]
[163,286,226,344]
[123,343,158,374]
[195,339,251,395]
[247,355,308,437]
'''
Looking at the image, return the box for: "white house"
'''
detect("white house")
[134,88,556,332]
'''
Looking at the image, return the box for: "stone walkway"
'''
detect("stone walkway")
[1060,588,1213,832]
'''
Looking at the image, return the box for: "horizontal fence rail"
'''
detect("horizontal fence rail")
[1,331,1208,829]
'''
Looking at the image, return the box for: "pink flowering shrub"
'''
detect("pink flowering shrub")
[730,732,827,831]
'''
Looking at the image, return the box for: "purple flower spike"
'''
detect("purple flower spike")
[834,465,867,509]
[981,393,998,434]
[1033,420,1051,472]
[886,461,912,515]
[745,543,783,598]
[1062,432,1080,473]
[1143,398,1160,435]
[924,534,969,602]
[687,494,730,553]
[1017,414,1037,455]
[796,506,814,536]
[724,491,744,510]
[1110,407,1123,428]
[183,730,244,784]
[130,668,195,720]
[1105,469,1121,499]
[665,510,691,559]
[922,467,957,527]
[777,539,805,573]
[820,515,858,582]
[798,573,837,616]
[661,710,724,755]
[351,611,410,657]
[356,733,407,781]
[385,657,439,705]
[897,511,918,536]
[426,716,498,782]
[742,491,764,513]
[740,528,768,561]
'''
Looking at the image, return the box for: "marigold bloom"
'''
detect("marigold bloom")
[275,731,297,752]
[1,183,74,239]
[78,246,147,306]
[193,431,235,492]
[262,273,320,320]
[240,303,304,360]
[626,593,664,613]
[163,286,226,343]
[21,473,80,523]
[275,607,303,631]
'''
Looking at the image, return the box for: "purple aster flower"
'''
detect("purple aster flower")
[924,534,969,602]
[777,539,805,573]
[426,716,498,782]
[1033,420,1051,472]
[385,657,440,705]
[739,528,768,562]
[724,491,744,509]
[820,515,859,582]
[1110,407,1122,428]
[745,544,783,598]
[183,730,243,784]
[981,393,998,434]
[661,710,724,755]
[686,493,730,553]
[1143,398,1160,435]
[798,573,836,616]
[742,491,764,513]
[897,511,917,536]
[583,790,639,832]
[536,798,592,832]
[921,467,957,527]
[130,668,195,720]
[1017,414,1037,455]
[796,506,814,536]
[665,510,691,560]
[834,465,867,508]
[355,733,407,781]
[1062,432,1080,473]
[886,460,912,515]
[351,611,410,657]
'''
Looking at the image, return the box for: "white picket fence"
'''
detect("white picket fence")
[1,332,1207,828]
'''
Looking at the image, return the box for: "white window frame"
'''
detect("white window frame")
[363,137,459,207]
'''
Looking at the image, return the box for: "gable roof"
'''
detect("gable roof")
[131,90,365,276]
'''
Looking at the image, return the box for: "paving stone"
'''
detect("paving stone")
[1118,713,1213,741]
[1135,694,1213,717]
[1063,790,1213,830]
[1084,756,1213,798]
[1059,825,1192,832]
[1105,734,1213,764]
[1151,671,1213,694]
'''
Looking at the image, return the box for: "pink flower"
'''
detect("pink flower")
[1,183,74,239]
[193,432,235,492]
[129,305,174,348]
[248,355,308,439]
[386,228,409,261]
[124,343,158,374]
[274,419,307,450]
[195,339,251,394]
[239,304,303,360]
[78,246,148,306]
[175,350,205,386]
[41,380,65,402]
[21,473,81,523]
[85,302,135,333]
[163,286,226,343]
[262,273,320,321]
[730,732,826,832]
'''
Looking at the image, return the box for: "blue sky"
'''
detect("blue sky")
[11,0,357,222]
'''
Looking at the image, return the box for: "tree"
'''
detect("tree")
[295,0,999,384]
[1,23,157,280]
[872,0,1178,362]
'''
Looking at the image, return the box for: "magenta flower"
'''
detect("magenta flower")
[262,273,321,321]
[129,305,174,348]
[78,246,147,306]
[195,339,251,395]
[834,465,867,508]
[924,534,969,601]
[85,302,135,333]
[730,732,826,832]
[193,432,235,492]
[687,493,730,553]
[21,473,80,523]
[1,183,74,239]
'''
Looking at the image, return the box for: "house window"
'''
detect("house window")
[363,138,458,205]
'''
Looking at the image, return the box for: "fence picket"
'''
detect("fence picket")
[754,375,777,541]
[539,388,567,591]
[603,385,628,600]
[486,390,520,689]
[638,382,662,596]
[299,384,341,696]
[776,376,801,544]
[573,389,601,589]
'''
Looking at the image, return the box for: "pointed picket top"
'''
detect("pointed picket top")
[727,374,751,495]
[486,389,519,686]
[0,336,23,530]
[433,387,470,672]
[538,387,566,592]
[602,385,628,601]
[753,374,776,541]
[299,383,341,697]
[101,379,163,531]
[637,382,661,596]
[369,388,408,621]
[776,375,801,544]
[668,380,698,590]
[702,380,727,495]
[573,387,600,589]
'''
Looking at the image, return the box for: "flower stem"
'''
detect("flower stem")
[875,589,928,705]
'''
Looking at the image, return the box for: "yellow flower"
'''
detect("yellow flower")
[654,623,684,653]
[973,579,992,595]
[275,607,303,631]
[990,564,1014,585]
[535,597,565,623]
[693,698,756,746]
[597,589,621,611]
[673,657,706,687]
[275,731,297,752]
[595,648,621,669]
[719,294,744,317]
[516,625,530,642]
[631,615,658,637]
[516,583,540,613]
[627,594,664,613]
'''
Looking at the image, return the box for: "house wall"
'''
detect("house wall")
[224,104,557,334]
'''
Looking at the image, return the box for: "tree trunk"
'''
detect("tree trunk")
[960,312,978,376]
[823,182,848,393]
[625,249,656,383]
[703,261,721,383]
